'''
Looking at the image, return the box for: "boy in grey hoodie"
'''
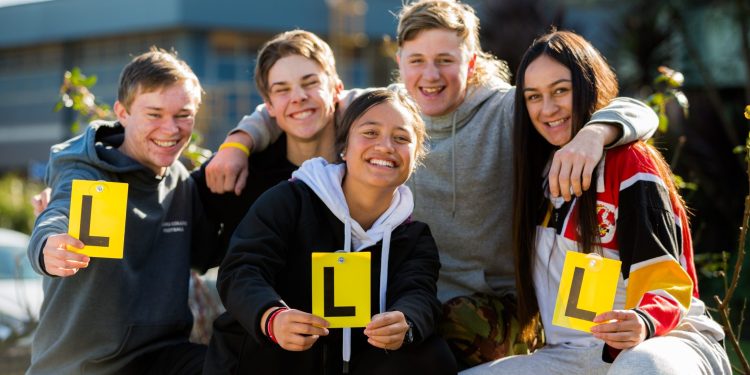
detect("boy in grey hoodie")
[27,48,219,375]
[203,0,658,369]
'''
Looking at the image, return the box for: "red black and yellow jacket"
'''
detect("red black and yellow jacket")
[534,142,723,357]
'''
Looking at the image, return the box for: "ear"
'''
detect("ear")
[114,101,129,125]
[265,100,278,118]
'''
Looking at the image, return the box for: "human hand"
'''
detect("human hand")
[42,233,89,277]
[548,125,610,201]
[270,309,329,351]
[31,187,52,216]
[591,309,647,349]
[364,311,409,350]
[205,132,252,195]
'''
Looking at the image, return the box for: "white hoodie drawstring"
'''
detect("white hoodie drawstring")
[343,218,352,372]
[379,229,391,313]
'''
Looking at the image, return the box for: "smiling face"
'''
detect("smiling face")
[398,28,475,117]
[342,101,418,192]
[522,55,574,147]
[115,80,199,175]
[265,54,339,145]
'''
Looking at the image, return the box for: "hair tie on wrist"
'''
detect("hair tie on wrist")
[265,307,288,344]
[218,142,250,157]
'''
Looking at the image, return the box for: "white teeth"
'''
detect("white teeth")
[154,140,178,147]
[370,159,395,168]
[421,87,442,94]
[290,109,314,120]
[547,118,567,127]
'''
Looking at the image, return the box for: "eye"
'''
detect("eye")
[361,129,378,138]
[302,79,320,88]
[554,87,570,95]
[272,87,289,95]
[147,113,161,119]
[394,135,412,144]
[408,58,424,65]
[437,58,454,65]
[524,93,540,102]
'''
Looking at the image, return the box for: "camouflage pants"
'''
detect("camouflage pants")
[439,293,535,370]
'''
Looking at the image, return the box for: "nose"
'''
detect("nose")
[290,85,308,102]
[374,136,395,152]
[541,96,558,116]
[423,62,440,80]
[163,117,180,134]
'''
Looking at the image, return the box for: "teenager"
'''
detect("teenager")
[27,48,218,375]
[462,30,730,375]
[204,89,456,374]
[192,30,342,252]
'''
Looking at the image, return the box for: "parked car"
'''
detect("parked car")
[0,228,43,346]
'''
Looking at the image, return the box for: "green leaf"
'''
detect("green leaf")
[53,101,64,112]
[658,112,669,133]
[82,75,97,87]
[745,105,750,120]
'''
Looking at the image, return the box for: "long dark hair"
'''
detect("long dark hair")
[512,30,686,345]
[511,30,619,345]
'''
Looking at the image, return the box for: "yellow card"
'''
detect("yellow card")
[311,252,371,328]
[68,179,128,259]
[552,251,621,332]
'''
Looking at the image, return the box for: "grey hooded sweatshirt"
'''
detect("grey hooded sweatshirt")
[27,121,218,375]
[234,81,657,302]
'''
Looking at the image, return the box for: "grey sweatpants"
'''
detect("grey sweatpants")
[460,324,730,375]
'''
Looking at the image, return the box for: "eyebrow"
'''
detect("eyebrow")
[522,78,571,92]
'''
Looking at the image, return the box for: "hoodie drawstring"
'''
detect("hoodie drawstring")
[379,229,391,313]
[343,218,352,373]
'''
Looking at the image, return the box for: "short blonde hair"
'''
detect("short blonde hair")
[397,0,511,86]
[118,46,202,110]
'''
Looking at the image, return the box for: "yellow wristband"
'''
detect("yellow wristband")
[218,142,250,156]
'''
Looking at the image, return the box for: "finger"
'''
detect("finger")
[593,310,635,323]
[287,321,329,337]
[366,312,400,329]
[221,165,238,194]
[234,165,249,196]
[547,156,561,198]
[47,246,90,263]
[204,161,219,193]
[284,310,330,329]
[581,159,595,192]
[569,160,584,197]
[557,160,573,201]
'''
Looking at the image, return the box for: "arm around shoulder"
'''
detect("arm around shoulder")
[588,97,658,148]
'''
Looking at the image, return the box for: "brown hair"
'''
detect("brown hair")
[336,88,428,166]
[396,0,511,86]
[511,30,684,345]
[117,46,202,110]
[254,30,340,102]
